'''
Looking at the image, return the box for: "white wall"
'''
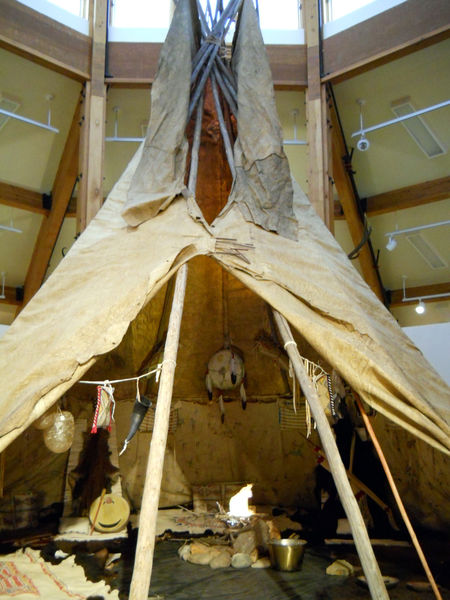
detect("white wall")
[403,322,450,386]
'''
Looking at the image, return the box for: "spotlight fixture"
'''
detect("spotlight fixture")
[400,275,450,314]
[385,220,450,251]
[385,236,397,251]
[355,99,370,152]
[356,134,370,152]
[351,98,450,144]
[105,106,146,143]
[415,300,426,315]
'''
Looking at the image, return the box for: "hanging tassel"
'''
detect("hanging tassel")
[326,374,338,421]
[104,383,115,432]
[91,386,103,434]
[91,382,115,434]
[305,398,312,438]
[230,352,237,385]
[205,372,213,400]
[240,382,246,410]
[219,394,225,423]
[136,378,141,404]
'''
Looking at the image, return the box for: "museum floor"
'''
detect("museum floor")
[77,536,450,600]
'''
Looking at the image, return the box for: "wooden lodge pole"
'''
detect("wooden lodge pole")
[129,263,188,600]
[355,394,443,600]
[273,310,389,600]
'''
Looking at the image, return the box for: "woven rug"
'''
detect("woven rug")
[0,547,119,599]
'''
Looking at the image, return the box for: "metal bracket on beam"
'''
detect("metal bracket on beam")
[42,193,52,211]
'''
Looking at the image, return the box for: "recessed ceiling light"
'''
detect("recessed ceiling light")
[391,97,446,159]
[406,233,447,269]
[0,92,21,132]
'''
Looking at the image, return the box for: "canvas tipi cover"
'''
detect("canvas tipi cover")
[0,0,449,467]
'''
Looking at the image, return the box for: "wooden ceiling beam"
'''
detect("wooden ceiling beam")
[329,93,385,303]
[322,0,450,84]
[389,282,450,308]
[0,286,22,307]
[18,96,82,310]
[0,182,49,215]
[0,0,90,81]
[365,176,450,216]
[1,0,448,88]
[106,42,308,89]
[334,176,450,219]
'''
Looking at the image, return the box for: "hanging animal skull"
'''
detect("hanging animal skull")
[205,347,247,421]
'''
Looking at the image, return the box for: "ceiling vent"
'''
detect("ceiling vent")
[391,97,446,158]
[0,93,21,132]
[406,233,447,269]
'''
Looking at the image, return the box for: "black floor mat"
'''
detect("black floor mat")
[107,540,449,600]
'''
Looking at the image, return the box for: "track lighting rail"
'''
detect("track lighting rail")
[351,99,450,138]
[0,107,59,133]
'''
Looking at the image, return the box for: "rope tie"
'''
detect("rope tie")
[156,359,177,382]
[136,378,141,403]
[283,340,297,350]
[205,34,221,45]
[79,364,162,386]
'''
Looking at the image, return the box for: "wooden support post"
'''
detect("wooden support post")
[273,310,389,600]
[77,0,107,232]
[129,263,188,600]
[304,0,333,231]
[329,96,385,303]
[17,97,82,313]
[355,395,443,600]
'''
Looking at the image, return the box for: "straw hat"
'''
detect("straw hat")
[89,493,130,533]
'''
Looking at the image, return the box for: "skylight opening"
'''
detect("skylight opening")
[111,0,171,28]
[259,0,301,30]
[199,0,301,30]
[111,0,301,31]
[46,0,87,18]
[323,0,378,21]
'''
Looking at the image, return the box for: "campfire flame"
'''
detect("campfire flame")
[228,484,254,517]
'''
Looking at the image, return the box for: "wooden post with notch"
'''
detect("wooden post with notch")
[77,0,108,232]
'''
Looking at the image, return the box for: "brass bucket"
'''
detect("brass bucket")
[269,538,307,571]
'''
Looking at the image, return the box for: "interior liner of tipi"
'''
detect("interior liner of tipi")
[0,0,449,599]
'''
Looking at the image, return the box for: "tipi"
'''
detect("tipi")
[0,0,448,598]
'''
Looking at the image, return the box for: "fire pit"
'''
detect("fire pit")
[178,483,280,570]
[215,483,268,532]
